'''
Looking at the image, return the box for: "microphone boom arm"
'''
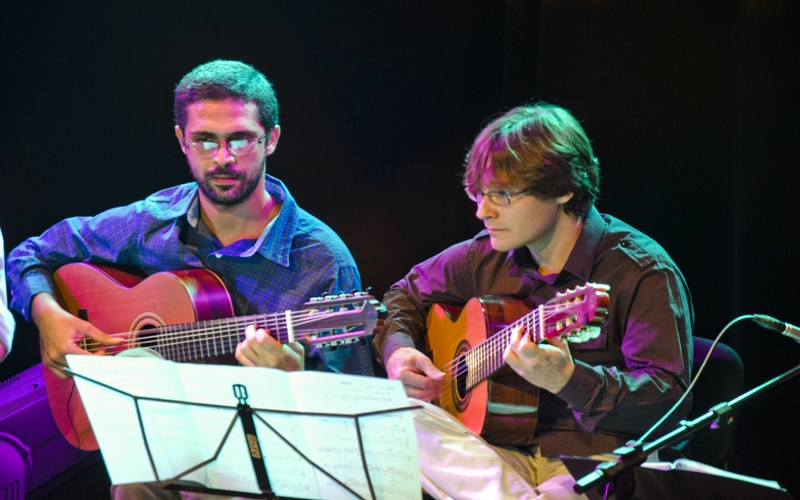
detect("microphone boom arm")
[574,360,800,496]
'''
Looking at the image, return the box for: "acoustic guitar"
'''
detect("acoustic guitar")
[47,262,385,451]
[426,284,610,445]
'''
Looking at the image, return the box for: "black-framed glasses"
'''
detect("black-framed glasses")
[188,133,268,157]
[465,187,529,206]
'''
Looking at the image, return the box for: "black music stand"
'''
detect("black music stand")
[562,457,792,500]
[65,366,421,500]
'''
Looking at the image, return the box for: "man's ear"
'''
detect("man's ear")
[555,192,574,205]
[174,125,187,154]
[265,125,281,155]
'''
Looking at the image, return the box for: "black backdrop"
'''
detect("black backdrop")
[1,0,799,497]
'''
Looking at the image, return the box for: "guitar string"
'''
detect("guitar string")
[436,307,550,407]
[80,307,367,357]
[435,301,586,407]
[445,295,592,379]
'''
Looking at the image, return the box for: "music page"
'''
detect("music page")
[67,355,420,499]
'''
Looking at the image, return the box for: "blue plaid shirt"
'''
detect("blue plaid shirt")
[8,175,373,375]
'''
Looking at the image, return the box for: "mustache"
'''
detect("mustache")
[205,167,243,178]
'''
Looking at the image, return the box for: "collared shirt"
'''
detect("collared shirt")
[375,206,693,456]
[0,229,15,361]
[8,175,373,375]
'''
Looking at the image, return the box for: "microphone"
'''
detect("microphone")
[752,314,800,343]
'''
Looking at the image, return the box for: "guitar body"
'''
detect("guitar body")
[49,263,234,450]
[426,297,540,445]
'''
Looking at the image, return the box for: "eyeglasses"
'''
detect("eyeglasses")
[187,133,268,157]
[465,187,529,206]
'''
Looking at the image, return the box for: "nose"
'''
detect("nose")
[475,196,495,221]
[213,142,235,165]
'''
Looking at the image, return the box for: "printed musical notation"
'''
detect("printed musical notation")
[68,356,421,499]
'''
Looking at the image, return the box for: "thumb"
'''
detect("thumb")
[82,322,122,346]
[415,356,445,380]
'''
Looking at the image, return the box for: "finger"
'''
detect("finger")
[398,374,440,402]
[404,385,439,402]
[400,370,436,390]
[546,336,567,348]
[253,329,282,354]
[508,325,523,348]
[285,342,304,358]
[236,340,275,367]
[508,325,533,358]
[414,355,445,380]
[81,322,122,346]
[235,345,256,367]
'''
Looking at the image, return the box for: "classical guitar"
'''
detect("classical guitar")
[48,262,386,451]
[426,284,610,445]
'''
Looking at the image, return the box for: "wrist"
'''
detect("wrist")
[31,293,59,327]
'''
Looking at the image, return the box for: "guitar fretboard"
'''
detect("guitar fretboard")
[151,312,291,362]
[455,291,600,393]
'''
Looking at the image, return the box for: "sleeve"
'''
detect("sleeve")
[7,203,146,321]
[374,239,477,365]
[0,229,16,361]
[303,236,374,376]
[556,264,694,437]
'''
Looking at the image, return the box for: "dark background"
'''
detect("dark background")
[1,0,799,497]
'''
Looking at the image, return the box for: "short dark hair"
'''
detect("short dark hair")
[174,60,279,131]
[463,103,600,217]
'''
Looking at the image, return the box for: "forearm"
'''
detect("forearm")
[556,269,693,436]
[375,287,429,364]
[557,359,689,437]
[8,211,142,320]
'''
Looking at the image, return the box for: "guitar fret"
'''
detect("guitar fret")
[200,322,208,359]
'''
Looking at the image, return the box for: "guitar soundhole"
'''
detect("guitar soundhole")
[453,340,471,413]
[131,325,157,349]
[127,312,168,353]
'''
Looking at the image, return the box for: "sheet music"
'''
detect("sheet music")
[67,356,420,499]
[286,371,421,500]
[68,356,210,485]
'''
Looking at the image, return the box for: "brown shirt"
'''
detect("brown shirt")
[375,207,694,457]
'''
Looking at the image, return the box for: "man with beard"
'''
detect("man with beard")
[7,60,374,382]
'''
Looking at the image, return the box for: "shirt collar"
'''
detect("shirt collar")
[510,205,605,283]
[175,175,298,267]
[561,206,604,282]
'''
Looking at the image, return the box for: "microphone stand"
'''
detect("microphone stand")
[574,361,800,498]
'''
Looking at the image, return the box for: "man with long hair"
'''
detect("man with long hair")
[376,103,693,499]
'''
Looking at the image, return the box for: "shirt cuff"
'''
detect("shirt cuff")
[555,359,602,411]
[15,270,56,321]
[382,332,417,365]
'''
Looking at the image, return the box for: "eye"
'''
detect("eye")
[229,139,249,150]
[200,141,219,151]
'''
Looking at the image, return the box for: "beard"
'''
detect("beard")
[194,159,265,207]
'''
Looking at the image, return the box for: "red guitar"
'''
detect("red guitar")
[426,284,610,445]
[48,262,385,451]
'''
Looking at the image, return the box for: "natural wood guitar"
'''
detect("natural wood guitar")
[426,284,609,445]
[47,262,385,451]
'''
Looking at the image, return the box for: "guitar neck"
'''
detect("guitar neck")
[463,309,543,392]
[461,294,601,393]
[132,301,379,363]
[147,311,288,362]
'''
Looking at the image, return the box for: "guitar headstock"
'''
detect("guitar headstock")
[541,283,610,343]
[299,291,387,347]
